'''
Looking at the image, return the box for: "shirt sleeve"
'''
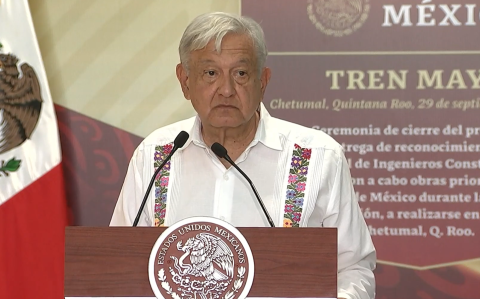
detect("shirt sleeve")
[110,145,153,227]
[322,150,376,299]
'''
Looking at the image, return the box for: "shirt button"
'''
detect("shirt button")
[223,174,229,180]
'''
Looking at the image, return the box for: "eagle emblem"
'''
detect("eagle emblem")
[0,49,43,176]
[307,0,370,37]
[172,233,234,282]
[0,52,43,155]
[150,218,254,299]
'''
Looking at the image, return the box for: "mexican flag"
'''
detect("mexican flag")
[0,0,68,298]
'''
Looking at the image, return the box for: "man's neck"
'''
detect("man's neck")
[202,112,260,167]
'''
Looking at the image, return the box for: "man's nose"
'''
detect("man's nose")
[218,75,236,98]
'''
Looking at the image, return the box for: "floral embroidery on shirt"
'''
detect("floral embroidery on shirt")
[154,143,173,227]
[284,144,311,227]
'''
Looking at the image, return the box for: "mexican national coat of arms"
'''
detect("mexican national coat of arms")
[0,44,43,176]
[149,217,254,299]
[307,0,370,37]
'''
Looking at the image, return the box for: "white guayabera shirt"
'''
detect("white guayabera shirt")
[111,104,376,299]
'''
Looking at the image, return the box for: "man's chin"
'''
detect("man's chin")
[206,117,246,129]
[210,121,243,129]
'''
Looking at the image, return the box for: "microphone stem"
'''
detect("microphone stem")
[133,147,177,227]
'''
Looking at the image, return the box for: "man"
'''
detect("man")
[110,12,376,299]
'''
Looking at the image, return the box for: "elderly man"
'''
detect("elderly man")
[110,12,376,299]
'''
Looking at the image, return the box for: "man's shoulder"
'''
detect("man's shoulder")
[140,117,196,148]
[269,117,343,153]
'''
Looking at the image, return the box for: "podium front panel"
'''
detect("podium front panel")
[65,227,337,298]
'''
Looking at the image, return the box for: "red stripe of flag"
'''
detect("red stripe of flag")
[0,164,68,299]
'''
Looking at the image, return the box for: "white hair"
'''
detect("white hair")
[179,12,268,74]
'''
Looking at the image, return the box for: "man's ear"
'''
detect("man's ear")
[260,67,271,97]
[176,63,190,100]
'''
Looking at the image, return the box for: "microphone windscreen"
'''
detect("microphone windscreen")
[174,131,190,148]
[211,142,227,158]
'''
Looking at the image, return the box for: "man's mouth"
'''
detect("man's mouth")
[215,104,236,109]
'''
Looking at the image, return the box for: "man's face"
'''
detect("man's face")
[176,33,270,130]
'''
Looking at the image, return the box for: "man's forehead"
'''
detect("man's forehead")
[187,34,257,67]
[196,57,252,65]
[196,34,254,54]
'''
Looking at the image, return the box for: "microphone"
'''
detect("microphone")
[133,131,189,227]
[211,142,275,227]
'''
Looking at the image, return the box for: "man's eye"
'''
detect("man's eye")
[238,71,246,76]
[206,70,215,76]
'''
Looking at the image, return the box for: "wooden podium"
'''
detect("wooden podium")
[65,227,337,298]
